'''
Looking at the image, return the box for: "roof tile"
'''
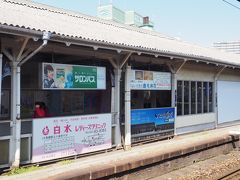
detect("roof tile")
[0,0,240,65]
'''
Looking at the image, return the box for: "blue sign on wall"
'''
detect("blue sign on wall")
[131,107,175,125]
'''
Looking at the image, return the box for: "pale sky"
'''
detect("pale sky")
[34,0,240,47]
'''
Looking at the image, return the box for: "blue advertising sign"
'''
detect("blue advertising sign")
[131,108,175,125]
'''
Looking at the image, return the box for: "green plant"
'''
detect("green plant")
[4,165,39,176]
[59,159,73,165]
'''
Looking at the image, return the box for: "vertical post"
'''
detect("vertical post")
[214,78,218,128]
[124,65,131,150]
[113,68,122,147]
[171,73,176,108]
[171,73,177,135]
[10,61,21,168]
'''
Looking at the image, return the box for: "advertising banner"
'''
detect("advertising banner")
[131,107,175,137]
[32,113,112,163]
[130,70,171,90]
[131,107,175,125]
[42,63,106,90]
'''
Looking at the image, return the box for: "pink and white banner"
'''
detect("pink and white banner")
[32,113,112,163]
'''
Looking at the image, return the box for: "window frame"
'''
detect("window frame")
[177,80,214,116]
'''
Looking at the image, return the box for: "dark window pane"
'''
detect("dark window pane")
[203,82,208,113]
[1,90,10,120]
[20,61,112,119]
[143,91,152,108]
[209,82,213,112]
[156,91,171,108]
[21,90,110,118]
[177,81,183,116]
[131,91,141,109]
[131,90,171,109]
[21,90,35,119]
[184,81,189,115]
[197,82,202,114]
[191,82,196,114]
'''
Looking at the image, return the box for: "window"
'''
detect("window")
[209,82,213,112]
[184,81,190,115]
[1,59,11,120]
[177,80,214,116]
[197,82,202,114]
[20,60,112,119]
[0,90,10,120]
[131,90,171,109]
[177,81,183,115]
[21,90,111,118]
[191,82,196,114]
[203,82,208,113]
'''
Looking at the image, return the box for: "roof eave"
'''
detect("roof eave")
[0,25,239,69]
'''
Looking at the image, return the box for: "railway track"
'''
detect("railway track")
[149,151,240,180]
[219,168,240,180]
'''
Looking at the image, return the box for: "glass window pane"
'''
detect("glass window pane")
[143,91,152,108]
[131,90,172,109]
[131,91,142,109]
[156,91,171,108]
[184,81,189,115]
[191,82,196,114]
[209,82,213,112]
[0,90,10,120]
[203,82,208,113]
[177,81,183,116]
[0,140,9,165]
[197,82,202,114]
[21,90,35,118]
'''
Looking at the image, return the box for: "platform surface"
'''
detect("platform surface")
[1,125,240,180]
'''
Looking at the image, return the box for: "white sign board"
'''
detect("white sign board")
[42,63,106,90]
[130,70,171,90]
[32,113,112,163]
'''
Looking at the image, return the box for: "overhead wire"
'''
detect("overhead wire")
[222,0,240,10]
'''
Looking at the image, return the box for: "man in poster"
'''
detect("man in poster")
[44,64,56,88]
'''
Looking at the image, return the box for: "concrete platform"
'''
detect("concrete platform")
[1,125,240,180]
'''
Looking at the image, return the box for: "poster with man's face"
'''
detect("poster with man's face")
[42,63,106,90]
[43,64,56,88]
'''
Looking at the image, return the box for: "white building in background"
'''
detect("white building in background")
[97,4,154,30]
[213,41,240,55]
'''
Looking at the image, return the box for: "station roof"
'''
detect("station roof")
[0,0,240,67]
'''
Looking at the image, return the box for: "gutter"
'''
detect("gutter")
[50,34,240,69]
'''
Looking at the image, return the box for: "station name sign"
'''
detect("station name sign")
[130,70,171,90]
[42,63,106,90]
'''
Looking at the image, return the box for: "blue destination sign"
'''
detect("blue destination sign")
[131,108,175,125]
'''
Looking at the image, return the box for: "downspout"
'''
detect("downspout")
[11,31,51,168]
[16,31,51,122]
[124,65,131,150]
[108,52,132,150]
